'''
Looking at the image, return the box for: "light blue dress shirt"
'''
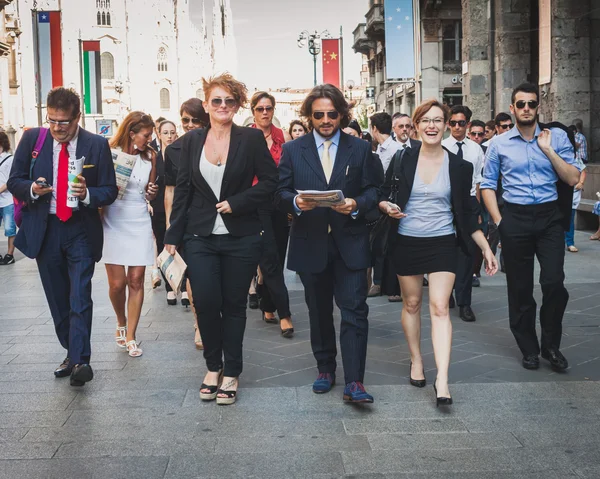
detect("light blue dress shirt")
[481,125,580,205]
[313,128,340,165]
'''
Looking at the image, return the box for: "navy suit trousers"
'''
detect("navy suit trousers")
[299,235,369,384]
[36,215,95,365]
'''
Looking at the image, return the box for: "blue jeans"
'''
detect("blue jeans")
[0,203,16,237]
[564,209,576,247]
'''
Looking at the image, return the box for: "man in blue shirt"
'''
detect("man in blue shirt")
[276,84,381,403]
[481,83,581,372]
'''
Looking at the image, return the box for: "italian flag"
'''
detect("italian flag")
[82,41,102,115]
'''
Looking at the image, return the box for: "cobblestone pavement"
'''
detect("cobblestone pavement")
[0,231,599,478]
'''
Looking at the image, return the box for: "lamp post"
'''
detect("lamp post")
[345,79,355,102]
[297,30,330,87]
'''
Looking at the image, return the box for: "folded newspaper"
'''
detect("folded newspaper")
[157,249,188,294]
[111,148,138,200]
[297,190,345,207]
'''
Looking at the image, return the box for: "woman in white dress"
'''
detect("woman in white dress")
[104,112,158,358]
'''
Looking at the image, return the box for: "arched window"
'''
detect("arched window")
[102,12,106,25]
[157,47,168,72]
[160,88,170,110]
[101,52,114,80]
[97,0,111,27]
[106,12,111,26]
[196,88,203,99]
[97,11,101,25]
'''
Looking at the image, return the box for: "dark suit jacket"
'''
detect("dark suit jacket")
[164,124,278,245]
[381,143,480,255]
[8,127,118,262]
[164,136,183,187]
[275,130,381,274]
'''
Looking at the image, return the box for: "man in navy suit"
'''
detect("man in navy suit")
[8,88,117,386]
[276,84,381,403]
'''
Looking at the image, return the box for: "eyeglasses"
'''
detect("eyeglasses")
[312,111,339,120]
[46,116,76,126]
[449,120,467,127]
[470,132,485,137]
[210,98,237,108]
[396,124,412,130]
[418,118,445,127]
[514,100,538,109]
[254,106,274,113]
[181,117,203,125]
[498,123,514,130]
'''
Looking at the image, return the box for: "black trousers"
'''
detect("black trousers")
[151,211,172,292]
[257,210,291,318]
[299,235,369,385]
[454,237,475,306]
[36,215,95,365]
[500,201,569,356]
[184,233,263,377]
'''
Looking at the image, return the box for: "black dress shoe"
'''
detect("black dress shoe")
[70,364,94,387]
[541,349,569,371]
[522,354,540,370]
[459,306,476,322]
[54,357,72,378]
[449,294,456,309]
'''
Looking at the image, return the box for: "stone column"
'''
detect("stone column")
[461,0,491,121]
[493,0,532,113]
[419,18,441,102]
[589,0,600,163]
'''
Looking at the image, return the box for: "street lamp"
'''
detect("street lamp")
[297,30,330,87]
[345,79,356,102]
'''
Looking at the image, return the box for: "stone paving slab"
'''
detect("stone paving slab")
[0,231,599,477]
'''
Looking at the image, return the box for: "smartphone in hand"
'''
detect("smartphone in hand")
[35,180,51,189]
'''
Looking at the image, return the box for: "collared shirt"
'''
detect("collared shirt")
[0,151,14,207]
[30,129,90,212]
[397,138,414,150]
[442,135,484,196]
[575,132,587,163]
[375,135,401,173]
[481,124,580,205]
[313,128,340,166]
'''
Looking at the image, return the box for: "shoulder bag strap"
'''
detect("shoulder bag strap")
[0,154,12,169]
[29,128,49,179]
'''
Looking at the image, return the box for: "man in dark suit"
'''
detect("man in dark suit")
[276,84,381,403]
[8,87,117,386]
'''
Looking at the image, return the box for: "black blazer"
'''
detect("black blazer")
[8,127,118,262]
[164,124,278,245]
[275,130,382,273]
[380,143,480,255]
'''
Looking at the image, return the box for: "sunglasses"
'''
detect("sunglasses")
[470,132,485,137]
[46,116,76,126]
[514,100,538,109]
[255,106,274,113]
[181,117,203,125]
[210,98,237,108]
[313,111,339,120]
[449,120,467,127]
[498,123,514,130]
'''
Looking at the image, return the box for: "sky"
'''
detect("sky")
[191,0,367,91]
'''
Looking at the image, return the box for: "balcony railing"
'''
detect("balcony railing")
[352,23,375,55]
[365,3,384,40]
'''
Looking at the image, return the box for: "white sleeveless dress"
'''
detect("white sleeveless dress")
[101,155,154,266]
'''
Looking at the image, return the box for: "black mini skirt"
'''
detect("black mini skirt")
[393,234,458,276]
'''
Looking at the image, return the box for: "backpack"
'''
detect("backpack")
[13,128,49,227]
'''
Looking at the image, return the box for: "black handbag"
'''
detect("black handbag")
[369,148,405,256]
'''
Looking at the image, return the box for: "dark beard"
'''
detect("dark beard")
[516,116,536,127]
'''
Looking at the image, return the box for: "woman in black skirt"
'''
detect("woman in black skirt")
[379,99,497,406]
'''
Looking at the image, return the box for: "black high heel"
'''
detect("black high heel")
[433,379,453,407]
[199,370,223,401]
[409,361,426,388]
[262,311,278,324]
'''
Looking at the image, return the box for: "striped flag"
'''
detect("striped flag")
[34,11,63,104]
[82,41,102,115]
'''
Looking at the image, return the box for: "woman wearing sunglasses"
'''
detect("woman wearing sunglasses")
[379,99,498,407]
[164,74,278,405]
[249,91,294,337]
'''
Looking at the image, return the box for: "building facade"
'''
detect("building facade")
[0,0,237,141]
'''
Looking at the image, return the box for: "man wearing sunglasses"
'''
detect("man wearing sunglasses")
[442,105,485,322]
[8,87,117,386]
[482,82,582,372]
[469,120,487,151]
[276,84,382,403]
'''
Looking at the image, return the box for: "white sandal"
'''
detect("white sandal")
[116,325,127,348]
[126,340,143,358]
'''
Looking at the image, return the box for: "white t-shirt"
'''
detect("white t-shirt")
[0,151,14,208]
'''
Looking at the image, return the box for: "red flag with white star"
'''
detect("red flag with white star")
[322,39,341,88]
